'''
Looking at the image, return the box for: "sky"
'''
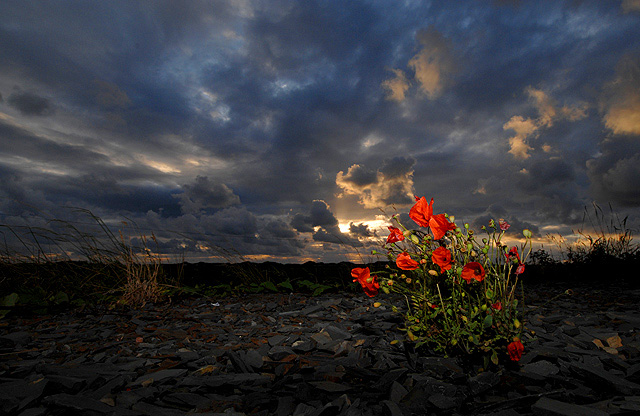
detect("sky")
[1,0,639,263]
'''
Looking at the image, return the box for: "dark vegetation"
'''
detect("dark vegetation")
[1,204,638,318]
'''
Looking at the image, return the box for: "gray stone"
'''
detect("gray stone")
[1,331,31,346]
[389,380,408,403]
[323,325,352,341]
[44,393,138,415]
[309,380,352,392]
[381,400,404,416]
[132,368,188,386]
[268,345,295,361]
[468,371,501,396]
[131,401,191,415]
[162,392,211,410]
[570,361,640,395]
[276,396,296,416]
[531,397,609,416]
[291,339,316,352]
[244,349,264,369]
[521,360,560,377]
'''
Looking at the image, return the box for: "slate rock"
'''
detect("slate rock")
[44,393,138,415]
[291,339,316,352]
[381,399,404,416]
[388,380,408,403]
[16,408,48,416]
[268,346,295,361]
[570,361,640,395]
[1,331,31,347]
[521,360,560,377]
[428,392,459,410]
[162,392,211,410]
[133,368,188,386]
[468,371,501,396]
[531,397,609,416]
[244,349,264,369]
[322,325,352,341]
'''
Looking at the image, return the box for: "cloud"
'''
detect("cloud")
[503,116,536,159]
[381,27,456,102]
[587,137,640,206]
[7,91,54,116]
[312,225,363,247]
[381,69,410,101]
[336,157,415,209]
[408,28,457,99]
[93,80,131,109]
[622,0,640,13]
[174,176,240,214]
[349,222,376,238]
[503,87,588,159]
[601,54,640,136]
[290,200,339,233]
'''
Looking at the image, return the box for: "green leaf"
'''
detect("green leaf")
[491,350,499,365]
[261,281,279,292]
[277,279,294,291]
[53,291,69,305]
[1,292,18,307]
[0,293,19,319]
[312,287,327,296]
[483,314,493,328]
[485,289,494,300]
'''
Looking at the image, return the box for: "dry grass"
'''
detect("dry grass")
[0,209,174,307]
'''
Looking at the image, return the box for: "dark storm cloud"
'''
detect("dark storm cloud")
[1,1,640,261]
[174,176,241,215]
[349,222,375,238]
[7,91,54,116]
[291,200,339,233]
[337,157,416,209]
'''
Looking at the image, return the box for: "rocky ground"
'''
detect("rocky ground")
[1,282,640,416]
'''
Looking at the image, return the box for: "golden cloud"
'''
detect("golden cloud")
[336,158,415,209]
[381,27,456,102]
[504,88,588,159]
[601,54,640,135]
[381,69,410,102]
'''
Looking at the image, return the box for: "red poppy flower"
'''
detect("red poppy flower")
[431,246,453,273]
[386,226,405,244]
[499,219,510,231]
[461,262,486,283]
[409,196,433,227]
[351,267,379,297]
[491,301,502,311]
[396,252,419,270]
[507,339,524,361]
[515,263,525,275]
[429,214,457,240]
[506,246,520,262]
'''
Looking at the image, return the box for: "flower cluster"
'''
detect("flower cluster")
[352,196,532,368]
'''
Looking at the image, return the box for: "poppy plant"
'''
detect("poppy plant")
[351,267,379,297]
[431,246,453,273]
[386,226,405,244]
[409,196,433,227]
[351,195,532,367]
[461,262,486,283]
[396,252,419,270]
[429,214,457,240]
[507,339,524,361]
[506,246,520,262]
